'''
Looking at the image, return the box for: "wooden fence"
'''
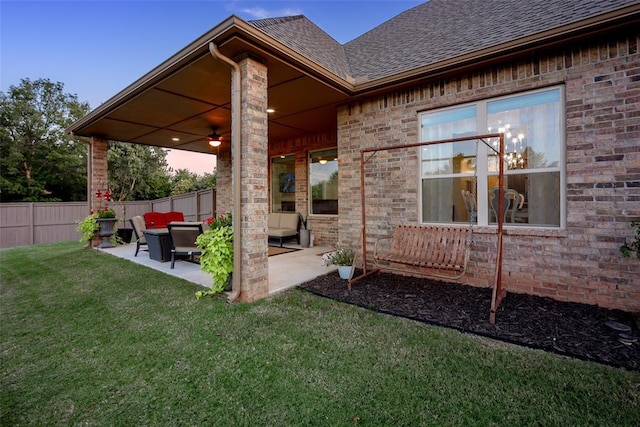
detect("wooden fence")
[0,189,216,249]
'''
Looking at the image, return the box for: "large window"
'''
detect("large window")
[420,86,564,227]
[309,148,338,215]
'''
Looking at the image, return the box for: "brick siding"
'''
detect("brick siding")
[269,132,339,247]
[237,57,270,302]
[89,136,109,248]
[337,30,640,312]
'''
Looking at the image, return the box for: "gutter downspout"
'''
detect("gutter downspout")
[209,42,242,303]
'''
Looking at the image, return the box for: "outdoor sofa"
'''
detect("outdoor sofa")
[268,212,300,247]
[144,211,185,229]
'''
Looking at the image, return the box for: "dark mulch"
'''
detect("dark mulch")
[298,270,640,371]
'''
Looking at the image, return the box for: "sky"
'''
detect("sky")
[1,0,422,175]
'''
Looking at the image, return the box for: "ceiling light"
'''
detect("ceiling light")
[171,137,180,142]
[266,108,275,113]
[319,159,328,165]
[208,129,222,147]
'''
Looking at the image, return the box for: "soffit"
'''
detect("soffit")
[73,33,350,154]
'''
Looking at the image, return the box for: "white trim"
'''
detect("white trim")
[418,85,565,228]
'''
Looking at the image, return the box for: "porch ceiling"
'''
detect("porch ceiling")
[72,33,351,153]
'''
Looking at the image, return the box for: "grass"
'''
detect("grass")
[1,242,639,426]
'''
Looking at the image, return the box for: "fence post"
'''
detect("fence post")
[195,190,201,222]
[29,203,35,245]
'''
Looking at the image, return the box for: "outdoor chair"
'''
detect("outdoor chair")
[167,222,203,269]
[130,215,148,256]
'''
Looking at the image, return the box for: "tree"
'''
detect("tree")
[0,78,90,202]
[107,141,171,202]
[170,169,217,196]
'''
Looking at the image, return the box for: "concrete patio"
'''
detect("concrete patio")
[100,242,337,295]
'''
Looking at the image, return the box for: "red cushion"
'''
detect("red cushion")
[144,212,167,229]
[165,211,185,223]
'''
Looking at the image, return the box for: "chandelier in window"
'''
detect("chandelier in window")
[491,124,527,170]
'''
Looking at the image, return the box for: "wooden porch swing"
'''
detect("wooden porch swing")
[349,133,507,324]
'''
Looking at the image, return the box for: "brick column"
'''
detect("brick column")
[89,136,109,213]
[236,55,269,302]
[215,144,232,216]
[89,136,108,247]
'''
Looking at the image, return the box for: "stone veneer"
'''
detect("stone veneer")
[337,30,640,313]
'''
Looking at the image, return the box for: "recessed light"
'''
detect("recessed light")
[171,137,180,141]
[266,108,275,113]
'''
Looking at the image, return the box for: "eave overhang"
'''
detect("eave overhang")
[68,4,640,151]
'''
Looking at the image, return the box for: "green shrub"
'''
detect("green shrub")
[195,213,233,299]
[98,207,116,218]
[620,221,640,258]
[324,247,355,266]
[77,213,99,243]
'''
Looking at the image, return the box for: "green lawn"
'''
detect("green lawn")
[1,242,639,426]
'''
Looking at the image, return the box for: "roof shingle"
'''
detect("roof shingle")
[250,0,639,84]
[250,15,352,80]
[344,0,640,81]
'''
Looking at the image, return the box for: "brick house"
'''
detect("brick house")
[68,0,640,311]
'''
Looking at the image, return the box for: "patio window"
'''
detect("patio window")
[309,148,338,215]
[420,86,564,227]
[271,155,295,212]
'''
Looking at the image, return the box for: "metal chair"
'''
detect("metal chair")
[167,222,203,269]
[129,216,148,256]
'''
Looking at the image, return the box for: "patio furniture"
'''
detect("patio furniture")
[144,211,185,229]
[143,228,172,262]
[165,211,186,223]
[268,212,300,247]
[374,224,471,280]
[167,222,203,269]
[130,215,148,256]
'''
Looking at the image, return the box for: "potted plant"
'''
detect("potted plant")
[77,212,99,247]
[195,213,234,299]
[96,205,118,248]
[298,213,311,248]
[324,247,355,280]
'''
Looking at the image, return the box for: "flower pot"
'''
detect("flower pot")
[300,229,311,248]
[97,218,118,248]
[338,265,354,280]
[116,228,133,244]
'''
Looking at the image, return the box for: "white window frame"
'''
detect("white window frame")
[418,85,566,229]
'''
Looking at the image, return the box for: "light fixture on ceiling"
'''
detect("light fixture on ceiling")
[319,158,328,165]
[208,128,222,147]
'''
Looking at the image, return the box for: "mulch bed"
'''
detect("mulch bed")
[298,270,640,371]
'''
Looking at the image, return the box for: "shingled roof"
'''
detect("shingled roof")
[250,0,639,84]
[250,15,352,80]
